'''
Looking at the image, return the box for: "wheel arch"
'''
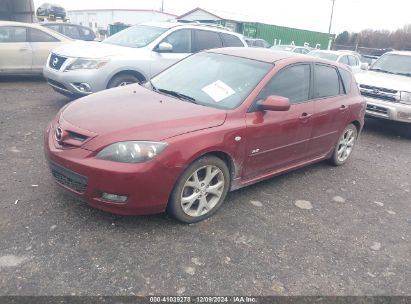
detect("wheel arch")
[106,69,147,88]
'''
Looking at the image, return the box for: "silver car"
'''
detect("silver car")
[308,50,362,72]
[355,51,411,124]
[43,21,247,97]
[0,21,71,75]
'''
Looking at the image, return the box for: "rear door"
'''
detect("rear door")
[307,64,349,158]
[0,26,32,74]
[29,28,62,72]
[150,29,192,77]
[244,64,314,179]
[192,29,223,52]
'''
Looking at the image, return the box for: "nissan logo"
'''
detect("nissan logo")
[52,57,59,66]
[372,88,380,94]
[55,127,63,142]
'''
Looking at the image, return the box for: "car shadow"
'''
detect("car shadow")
[0,75,45,83]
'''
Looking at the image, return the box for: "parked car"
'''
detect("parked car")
[355,51,411,125]
[43,21,247,97]
[0,21,72,75]
[245,38,271,48]
[42,23,96,41]
[308,50,362,71]
[36,3,66,19]
[45,48,365,223]
[360,55,379,67]
[271,45,311,54]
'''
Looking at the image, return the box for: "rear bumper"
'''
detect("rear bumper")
[365,97,411,123]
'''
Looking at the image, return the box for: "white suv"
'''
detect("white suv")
[356,51,411,124]
[43,21,247,97]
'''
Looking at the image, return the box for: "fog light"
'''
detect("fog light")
[101,193,128,203]
[72,82,91,93]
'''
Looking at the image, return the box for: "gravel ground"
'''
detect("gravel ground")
[0,78,410,296]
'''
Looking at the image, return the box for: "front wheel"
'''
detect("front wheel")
[329,124,358,166]
[167,156,230,224]
[107,74,140,88]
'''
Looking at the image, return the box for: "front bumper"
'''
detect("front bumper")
[364,97,411,123]
[43,60,108,97]
[44,123,180,215]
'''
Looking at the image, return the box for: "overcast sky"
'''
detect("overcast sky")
[33,0,410,34]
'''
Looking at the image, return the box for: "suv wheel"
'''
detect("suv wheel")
[107,74,140,88]
[329,124,358,166]
[167,156,230,224]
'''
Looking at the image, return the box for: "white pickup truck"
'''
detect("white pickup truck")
[355,51,411,127]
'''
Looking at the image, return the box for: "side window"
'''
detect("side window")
[44,24,60,32]
[301,48,310,54]
[257,64,310,104]
[79,27,94,40]
[220,33,243,47]
[62,25,80,39]
[161,29,192,53]
[339,68,352,94]
[29,28,59,42]
[193,30,223,52]
[339,55,349,65]
[314,64,341,98]
[0,26,27,43]
[348,55,358,66]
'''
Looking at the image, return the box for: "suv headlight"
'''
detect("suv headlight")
[400,91,411,105]
[65,58,109,71]
[96,141,167,163]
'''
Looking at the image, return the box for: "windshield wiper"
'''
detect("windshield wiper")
[369,68,396,74]
[156,88,198,104]
[394,72,411,77]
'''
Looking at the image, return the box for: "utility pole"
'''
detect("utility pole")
[328,0,336,34]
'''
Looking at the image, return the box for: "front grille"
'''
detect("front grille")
[49,161,88,194]
[49,53,67,70]
[360,85,399,103]
[366,104,388,115]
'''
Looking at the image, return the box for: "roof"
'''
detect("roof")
[67,9,177,17]
[207,47,304,63]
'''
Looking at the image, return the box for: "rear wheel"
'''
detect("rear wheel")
[329,124,358,166]
[167,156,230,224]
[107,74,141,88]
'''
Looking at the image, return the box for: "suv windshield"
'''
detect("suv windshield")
[370,53,411,76]
[309,51,339,62]
[103,25,167,48]
[149,52,272,110]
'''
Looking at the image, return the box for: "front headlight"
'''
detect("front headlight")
[65,58,109,71]
[96,141,167,163]
[400,91,411,105]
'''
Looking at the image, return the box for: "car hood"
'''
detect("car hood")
[52,41,145,58]
[355,70,411,92]
[59,85,227,151]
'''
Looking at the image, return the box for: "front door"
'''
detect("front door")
[0,26,32,74]
[243,64,314,179]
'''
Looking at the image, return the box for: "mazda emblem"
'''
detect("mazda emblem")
[55,127,63,142]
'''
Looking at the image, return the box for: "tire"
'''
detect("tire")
[107,74,140,89]
[329,123,358,166]
[167,156,231,224]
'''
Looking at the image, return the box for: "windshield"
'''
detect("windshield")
[271,45,293,51]
[370,54,411,76]
[149,52,272,110]
[309,51,339,62]
[103,25,167,48]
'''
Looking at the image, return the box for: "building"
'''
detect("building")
[178,7,333,49]
[67,9,176,33]
[0,0,35,22]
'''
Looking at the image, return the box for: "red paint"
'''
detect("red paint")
[44,49,365,215]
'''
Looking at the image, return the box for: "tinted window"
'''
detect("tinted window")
[339,68,352,93]
[29,28,59,42]
[44,24,60,32]
[220,33,243,47]
[161,29,191,53]
[348,55,358,66]
[314,64,340,98]
[339,55,349,65]
[258,64,310,103]
[79,27,94,40]
[194,30,223,52]
[0,26,27,43]
[62,25,80,39]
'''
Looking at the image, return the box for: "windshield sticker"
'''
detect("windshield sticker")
[202,80,235,102]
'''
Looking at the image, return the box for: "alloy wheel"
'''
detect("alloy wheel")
[337,128,356,162]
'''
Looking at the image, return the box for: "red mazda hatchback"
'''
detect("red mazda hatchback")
[45,48,365,223]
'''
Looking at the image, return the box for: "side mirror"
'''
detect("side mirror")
[156,42,173,52]
[258,95,290,111]
[361,62,369,70]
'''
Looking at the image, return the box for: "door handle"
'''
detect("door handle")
[299,112,312,120]
[339,105,348,111]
